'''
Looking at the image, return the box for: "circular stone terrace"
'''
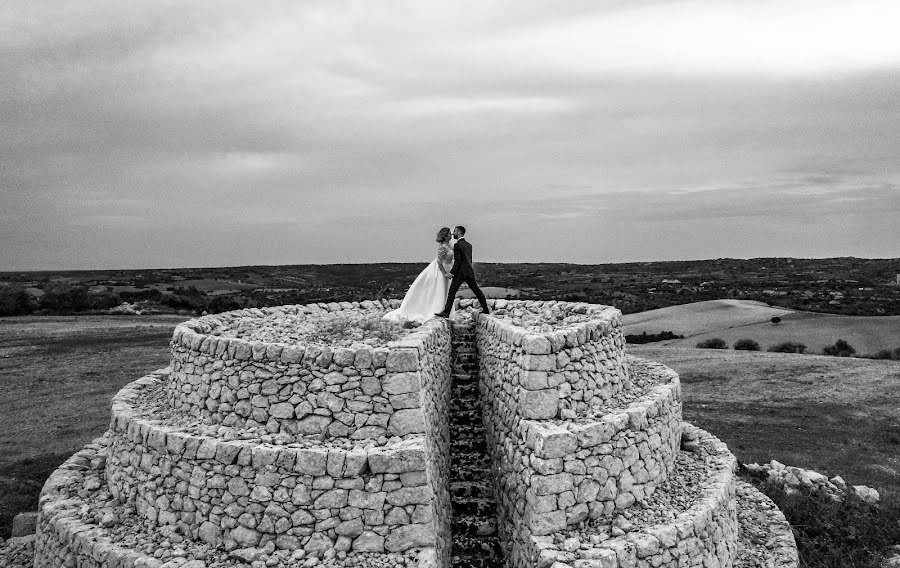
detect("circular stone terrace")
[33,299,798,568]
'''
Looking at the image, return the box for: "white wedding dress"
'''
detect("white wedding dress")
[383,243,455,324]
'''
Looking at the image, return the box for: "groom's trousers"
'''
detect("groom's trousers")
[442,270,489,314]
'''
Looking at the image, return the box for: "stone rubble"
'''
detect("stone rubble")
[204,305,415,348]
[0,534,35,568]
[744,460,881,503]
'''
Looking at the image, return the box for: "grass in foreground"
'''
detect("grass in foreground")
[742,470,900,568]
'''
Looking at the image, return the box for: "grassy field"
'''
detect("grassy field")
[633,346,900,500]
[623,299,900,354]
[0,315,184,538]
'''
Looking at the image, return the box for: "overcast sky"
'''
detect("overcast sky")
[2,1,899,270]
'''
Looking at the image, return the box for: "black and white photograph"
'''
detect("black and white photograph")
[2,2,899,567]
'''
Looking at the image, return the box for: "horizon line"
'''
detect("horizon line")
[2,255,898,275]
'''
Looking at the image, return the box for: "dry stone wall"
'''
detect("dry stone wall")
[36,300,451,568]
[168,305,429,441]
[106,371,441,554]
[33,298,797,568]
[475,300,742,568]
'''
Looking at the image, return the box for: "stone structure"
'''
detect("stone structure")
[33,299,798,568]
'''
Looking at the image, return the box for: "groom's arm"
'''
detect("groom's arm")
[449,241,463,277]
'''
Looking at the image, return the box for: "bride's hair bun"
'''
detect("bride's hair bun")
[436,227,451,242]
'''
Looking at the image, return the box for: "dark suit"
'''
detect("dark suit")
[441,237,489,314]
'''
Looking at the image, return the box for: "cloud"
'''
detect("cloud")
[1,1,899,269]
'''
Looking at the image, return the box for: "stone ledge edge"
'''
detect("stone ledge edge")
[36,433,438,568]
[109,371,430,476]
[531,423,738,568]
[522,358,681,459]
[475,304,622,355]
[173,300,620,363]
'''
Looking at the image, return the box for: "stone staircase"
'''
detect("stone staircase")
[449,316,503,568]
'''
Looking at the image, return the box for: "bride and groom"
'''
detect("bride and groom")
[383,226,490,324]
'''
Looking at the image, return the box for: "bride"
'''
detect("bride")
[383,227,455,324]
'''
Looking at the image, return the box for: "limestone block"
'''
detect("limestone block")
[522,371,550,390]
[269,402,294,419]
[353,348,373,369]
[384,523,435,552]
[386,486,432,506]
[383,373,422,395]
[348,489,386,510]
[335,518,364,537]
[304,533,332,556]
[519,354,557,372]
[314,489,349,508]
[527,510,566,536]
[387,409,427,436]
[532,428,577,459]
[10,512,38,537]
[296,415,331,436]
[523,335,552,355]
[352,531,385,553]
[520,388,559,420]
[572,421,616,448]
[294,449,328,475]
[626,533,660,558]
[531,473,575,496]
[343,448,367,477]
[230,526,261,547]
[333,348,356,367]
[531,456,564,475]
[386,350,419,373]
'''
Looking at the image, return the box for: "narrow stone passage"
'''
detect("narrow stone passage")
[449,316,503,568]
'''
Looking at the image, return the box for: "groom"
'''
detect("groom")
[435,226,490,317]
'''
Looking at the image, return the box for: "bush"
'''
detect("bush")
[696,337,728,349]
[747,477,900,568]
[771,316,782,325]
[625,330,684,344]
[733,338,761,351]
[207,295,243,314]
[823,339,856,357]
[769,341,808,354]
[868,347,900,361]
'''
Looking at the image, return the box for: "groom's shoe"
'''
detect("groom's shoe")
[434,312,450,319]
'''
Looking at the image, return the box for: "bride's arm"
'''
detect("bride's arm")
[437,246,452,277]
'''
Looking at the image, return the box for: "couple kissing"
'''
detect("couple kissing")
[382,226,490,324]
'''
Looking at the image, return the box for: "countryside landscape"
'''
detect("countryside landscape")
[2,256,900,566]
[5,2,900,566]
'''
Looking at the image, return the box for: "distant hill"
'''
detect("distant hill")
[623,299,900,354]
[2,256,899,317]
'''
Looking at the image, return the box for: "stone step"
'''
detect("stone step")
[451,379,478,388]
[452,499,497,520]
[449,428,486,440]
[449,323,502,568]
[448,408,482,420]
[449,466,491,477]
[450,481,494,500]
[450,536,503,568]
